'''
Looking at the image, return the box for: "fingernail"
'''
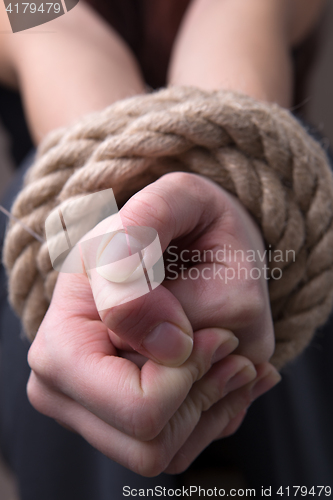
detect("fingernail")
[250,370,282,401]
[224,364,257,395]
[211,334,239,364]
[143,322,193,366]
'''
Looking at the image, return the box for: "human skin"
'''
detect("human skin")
[27,172,280,475]
[0,0,327,475]
[0,0,326,141]
[168,0,326,106]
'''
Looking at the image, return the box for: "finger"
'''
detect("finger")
[27,353,257,477]
[163,262,275,364]
[164,363,281,474]
[164,389,251,475]
[29,323,240,441]
[218,408,248,438]
[216,362,282,439]
[96,280,195,367]
[89,172,226,366]
[117,320,240,369]
[28,370,183,477]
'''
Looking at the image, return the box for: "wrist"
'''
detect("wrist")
[3,3,146,144]
[168,0,293,107]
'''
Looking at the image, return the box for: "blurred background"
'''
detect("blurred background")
[0,1,332,498]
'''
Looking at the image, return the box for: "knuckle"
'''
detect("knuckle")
[198,384,222,412]
[161,172,209,211]
[122,187,174,230]
[166,453,191,475]
[223,414,246,438]
[135,444,170,477]
[26,373,51,416]
[126,398,165,441]
[102,297,147,343]
[27,340,39,372]
[26,374,40,409]
[187,356,207,385]
[237,277,266,325]
[27,337,51,379]
[190,379,222,414]
[224,391,251,423]
[27,332,70,390]
[261,331,275,360]
[162,171,195,186]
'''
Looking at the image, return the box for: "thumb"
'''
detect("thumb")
[84,223,193,366]
[98,276,193,367]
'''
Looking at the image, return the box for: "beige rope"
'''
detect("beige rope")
[3,86,333,369]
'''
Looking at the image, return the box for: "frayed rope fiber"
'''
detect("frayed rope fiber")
[3,86,333,369]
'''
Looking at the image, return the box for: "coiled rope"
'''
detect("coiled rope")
[3,86,333,368]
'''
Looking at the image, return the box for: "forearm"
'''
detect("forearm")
[168,0,326,108]
[0,1,145,144]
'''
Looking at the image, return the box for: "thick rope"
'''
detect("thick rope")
[3,87,333,369]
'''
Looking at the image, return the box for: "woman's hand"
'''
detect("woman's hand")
[27,289,279,475]
[26,172,281,475]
